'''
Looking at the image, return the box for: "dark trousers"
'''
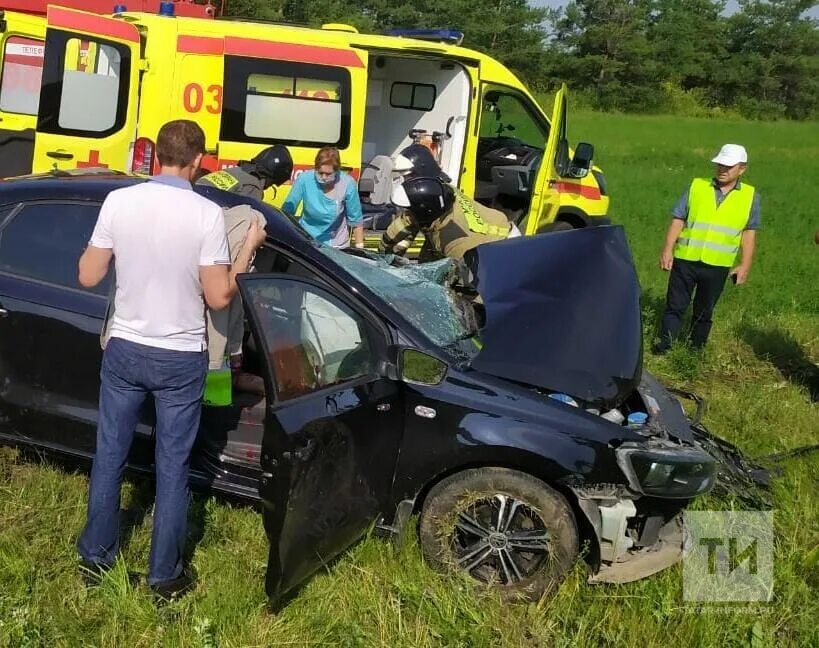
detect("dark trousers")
[659,259,730,349]
[78,337,207,585]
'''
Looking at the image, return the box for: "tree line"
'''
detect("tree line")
[218,0,819,120]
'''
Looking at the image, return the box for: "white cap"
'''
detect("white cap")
[711,144,748,166]
[391,181,410,207]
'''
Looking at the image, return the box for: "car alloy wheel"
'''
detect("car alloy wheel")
[420,467,580,601]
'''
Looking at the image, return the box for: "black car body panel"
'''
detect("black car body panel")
[471,226,642,409]
[0,173,765,604]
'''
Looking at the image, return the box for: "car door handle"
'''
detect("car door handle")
[46,150,74,160]
[283,439,317,463]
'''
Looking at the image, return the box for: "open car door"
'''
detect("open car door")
[32,7,141,173]
[524,83,567,235]
[0,11,45,176]
[237,272,404,602]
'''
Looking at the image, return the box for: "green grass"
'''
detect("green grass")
[2,114,818,646]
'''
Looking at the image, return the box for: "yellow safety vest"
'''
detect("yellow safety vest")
[674,178,754,267]
[454,189,509,238]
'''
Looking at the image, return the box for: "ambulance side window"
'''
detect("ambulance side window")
[222,57,351,148]
[0,36,44,116]
[38,30,131,138]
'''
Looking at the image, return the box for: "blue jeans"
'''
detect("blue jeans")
[78,337,207,585]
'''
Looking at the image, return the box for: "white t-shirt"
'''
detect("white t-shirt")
[89,177,230,352]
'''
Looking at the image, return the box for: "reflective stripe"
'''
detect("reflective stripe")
[201,170,240,192]
[454,190,508,237]
[688,221,742,237]
[676,238,738,254]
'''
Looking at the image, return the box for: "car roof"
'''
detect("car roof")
[0,170,307,246]
[0,170,437,351]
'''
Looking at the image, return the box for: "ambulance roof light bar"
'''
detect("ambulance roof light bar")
[385,28,464,46]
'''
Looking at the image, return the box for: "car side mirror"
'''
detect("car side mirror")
[399,349,447,386]
[568,142,594,178]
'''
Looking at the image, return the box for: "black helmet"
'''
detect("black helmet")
[393,176,454,227]
[249,145,293,187]
[395,144,451,183]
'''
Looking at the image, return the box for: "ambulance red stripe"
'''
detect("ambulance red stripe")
[177,36,224,56]
[47,6,140,43]
[553,181,602,200]
[224,38,365,68]
[4,55,44,67]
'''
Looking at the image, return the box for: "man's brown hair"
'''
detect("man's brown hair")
[314,146,341,171]
[156,120,206,168]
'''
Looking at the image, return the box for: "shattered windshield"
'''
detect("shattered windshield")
[320,248,475,351]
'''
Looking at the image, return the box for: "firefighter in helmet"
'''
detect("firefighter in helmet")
[197,144,293,201]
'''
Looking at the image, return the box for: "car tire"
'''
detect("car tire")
[538,220,574,234]
[419,467,579,601]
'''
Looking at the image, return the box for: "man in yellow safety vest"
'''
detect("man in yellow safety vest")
[654,143,760,354]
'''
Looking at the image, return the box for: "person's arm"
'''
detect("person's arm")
[79,197,115,287]
[344,175,365,248]
[731,192,760,284]
[379,213,417,257]
[79,247,114,287]
[730,230,756,285]
[281,173,304,217]
[200,211,266,310]
[660,218,685,271]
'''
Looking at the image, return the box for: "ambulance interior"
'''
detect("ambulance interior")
[358,53,548,228]
[358,55,471,226]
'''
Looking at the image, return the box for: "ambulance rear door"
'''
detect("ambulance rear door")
[32,7,142,173]
[217,37,368,206]
[0,11,46,176]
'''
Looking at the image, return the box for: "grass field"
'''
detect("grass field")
[1,113,818,647]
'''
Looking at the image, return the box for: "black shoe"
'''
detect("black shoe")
[651,343,670,356]
[149,569,196,603]
[79,559,113,586]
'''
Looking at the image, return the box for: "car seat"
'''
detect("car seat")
[359,155,397,231]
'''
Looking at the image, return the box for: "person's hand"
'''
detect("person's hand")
[730,265,750,285]
[660,249,674,271]
[244,221,267,250]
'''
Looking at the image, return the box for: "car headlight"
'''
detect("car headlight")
[616,445,716,498]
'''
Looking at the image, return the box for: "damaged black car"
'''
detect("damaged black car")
[0,174,764,603]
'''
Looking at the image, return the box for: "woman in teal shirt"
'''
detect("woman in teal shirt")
[282,147,364,249]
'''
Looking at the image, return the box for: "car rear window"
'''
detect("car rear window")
[0,201,110,295]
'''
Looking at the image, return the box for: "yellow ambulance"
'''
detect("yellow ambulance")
[0,10,46,177]
[16,5,610,238]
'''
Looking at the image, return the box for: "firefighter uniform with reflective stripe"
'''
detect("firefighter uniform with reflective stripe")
[658,176,760,351]
[674,178,755,267]
[197,166,265,201]
[380,189,512,262]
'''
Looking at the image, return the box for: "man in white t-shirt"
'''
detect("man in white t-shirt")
[76,120,266,601]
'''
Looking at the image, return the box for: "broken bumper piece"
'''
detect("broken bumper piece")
[570,487,689,584]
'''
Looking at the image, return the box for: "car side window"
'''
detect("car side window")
[242,277,377,402]
[0,201,111,296]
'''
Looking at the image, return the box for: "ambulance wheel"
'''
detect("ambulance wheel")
[419,467,579,601]
[538,221,574,234]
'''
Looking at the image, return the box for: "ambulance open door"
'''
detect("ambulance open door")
[32,7,141,173]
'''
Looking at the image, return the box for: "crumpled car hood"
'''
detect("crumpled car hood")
[470,225,643,409]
